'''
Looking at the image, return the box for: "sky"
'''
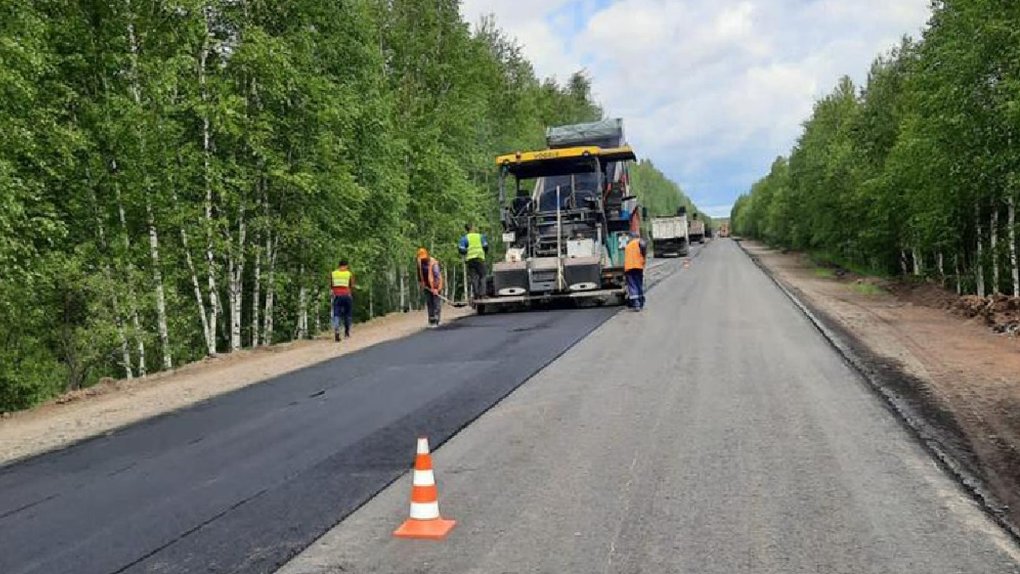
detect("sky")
[460,0,932,218]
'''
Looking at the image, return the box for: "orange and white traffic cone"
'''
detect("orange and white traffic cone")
[393,437,456,540]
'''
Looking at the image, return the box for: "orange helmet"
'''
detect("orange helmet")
[417,247,429,260]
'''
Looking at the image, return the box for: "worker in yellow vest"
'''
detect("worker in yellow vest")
[416,248,444,328]
[624,232,647,311]
[329,259,354,342]
[458,223,489,301]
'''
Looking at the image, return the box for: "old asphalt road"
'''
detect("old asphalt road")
[0,253,685,574]
[279,239,1020,574]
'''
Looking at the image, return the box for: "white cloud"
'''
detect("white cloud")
[461,0,931,212]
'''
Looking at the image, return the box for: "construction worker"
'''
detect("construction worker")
[329,259,354,342]
[417,248,444,328]
[624,232,647,311]
[458,223,489,300]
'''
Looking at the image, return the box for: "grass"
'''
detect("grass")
[812,267,837,279]
[849,282,885,296]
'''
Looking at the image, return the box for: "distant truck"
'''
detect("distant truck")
[650,213,689,257]
[689,213,706,244]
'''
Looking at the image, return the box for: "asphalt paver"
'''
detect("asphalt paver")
[278,239,1020,574]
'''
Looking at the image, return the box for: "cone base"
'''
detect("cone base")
[393,518,457,540]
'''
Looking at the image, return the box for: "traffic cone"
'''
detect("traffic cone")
[393,437,456,540]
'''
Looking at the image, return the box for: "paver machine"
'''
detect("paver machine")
[473,119,642,314]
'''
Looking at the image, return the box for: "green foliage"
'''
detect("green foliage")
[734,2,1020,290]
[0,1,610,411]
[630,160,689,217]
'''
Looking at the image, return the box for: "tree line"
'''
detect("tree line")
[0,0,637,410]
[630,159,710,225]
[732,0,1019,298]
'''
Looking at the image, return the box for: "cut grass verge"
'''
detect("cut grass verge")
[849,282,885,296]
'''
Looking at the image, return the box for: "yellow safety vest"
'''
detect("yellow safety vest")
[466,233,485,261]
[331,269,352,288]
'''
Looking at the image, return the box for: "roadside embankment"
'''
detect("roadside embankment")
[741,240,1020,535]
[0,306,472,465]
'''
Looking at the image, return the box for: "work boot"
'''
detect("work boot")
[334,331,340,342]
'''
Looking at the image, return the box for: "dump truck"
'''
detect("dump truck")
[473,119,641,313]
[689,213,706,244]
[650,211,689,257]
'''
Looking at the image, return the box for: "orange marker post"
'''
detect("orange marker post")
[393,437,456,540]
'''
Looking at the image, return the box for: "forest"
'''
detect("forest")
[0,1,694,410]
[631,159,708,223]
[732,0,1019,296]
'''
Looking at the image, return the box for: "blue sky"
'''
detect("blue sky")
[461,0,932,218]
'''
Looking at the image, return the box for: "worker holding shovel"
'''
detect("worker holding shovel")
[417,248,444,328]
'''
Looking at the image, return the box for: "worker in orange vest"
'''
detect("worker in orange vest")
[624,232,647,311]
[329,259,354,342]
[416,248,444,328]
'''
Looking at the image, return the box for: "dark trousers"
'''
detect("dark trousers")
[467,259,487,299]
[331,294,353,335]
[625,270,645,309]
[423,289,441,325]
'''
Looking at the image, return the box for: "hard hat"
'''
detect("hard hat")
[417,247,429,259]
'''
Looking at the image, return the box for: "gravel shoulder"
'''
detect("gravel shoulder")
[742,240,1020,532]
[0,306,472,465]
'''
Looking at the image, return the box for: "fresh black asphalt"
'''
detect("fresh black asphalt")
[0,303,623,573]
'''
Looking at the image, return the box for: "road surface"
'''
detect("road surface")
[279,239,1020,574]
[0,254,682,574]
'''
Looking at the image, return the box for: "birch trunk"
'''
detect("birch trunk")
[314,292,322,335]
[251,245,261,347]
[937,251,945,286]
[899,250,909,276]
[200,5,221,354]
[955,254,963,295]
[146,202,172,369]
[227,205,246,352]
[991,207,1000,294]
[399,265,407,312]
[912,247,922,276]
[1010,195,1018,297]
[262,236,276,346]
[125,4,172,370]
[112,163,147,376]
[297,268,308,340]
[976,202,986,297]
[89,183,134,378]
[180,218,215,355]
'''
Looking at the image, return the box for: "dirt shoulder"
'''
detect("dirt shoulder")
[742,241,1020,533]
[0,306,472,465]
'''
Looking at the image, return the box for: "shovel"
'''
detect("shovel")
[435,292,469,308]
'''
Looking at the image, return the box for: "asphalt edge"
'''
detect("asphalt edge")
[734,239,1020,544]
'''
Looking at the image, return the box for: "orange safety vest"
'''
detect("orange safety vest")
[418,258,443,291]
[624,238,645,271]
